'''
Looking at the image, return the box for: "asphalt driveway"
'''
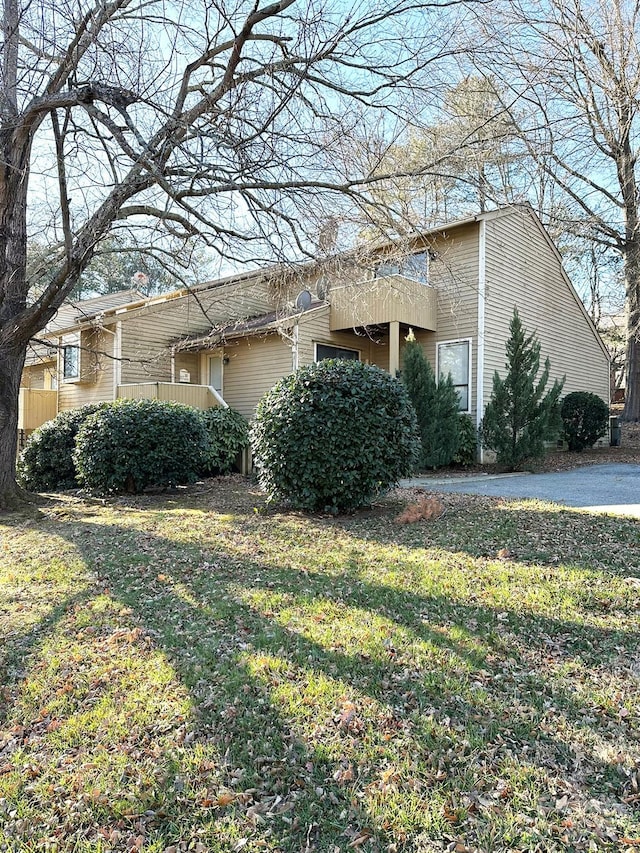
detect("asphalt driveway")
[401,463,640,517]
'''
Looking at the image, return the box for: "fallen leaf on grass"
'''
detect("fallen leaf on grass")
[349,829,373,847]
[217,791,236,807]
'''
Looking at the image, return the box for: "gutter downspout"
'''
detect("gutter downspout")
[114,322,122,397]
[292,323,299,371]
[476,219,486,463]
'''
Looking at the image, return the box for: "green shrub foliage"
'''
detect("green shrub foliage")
[452,414,477,466]
[74,399,208,494]
[402,334,460,468]
[481,310,564,470]
[17,404,105,491]
[251,359,420,513]
[199,407,249,475]
[561,391,609,451]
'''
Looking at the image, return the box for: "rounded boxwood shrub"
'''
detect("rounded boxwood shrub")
[452,414,477,466]
[251,359,420,513]
[199,407,249,476]
[561,391,609,451]
[17,403,106,491]
[74,399,208,494]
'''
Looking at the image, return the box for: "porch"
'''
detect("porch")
[328,274,437,375]
[117,382,226,409]
[17,382,226,436]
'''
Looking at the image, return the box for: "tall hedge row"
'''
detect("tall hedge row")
[17,403,106,491]
[19,400,248,495]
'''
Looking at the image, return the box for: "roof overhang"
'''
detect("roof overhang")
[174,302,327,352]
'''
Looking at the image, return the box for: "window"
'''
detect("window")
[375,251,430,284]
[437,339,471,412]
[62,335,80,380]
[315,343,360,362]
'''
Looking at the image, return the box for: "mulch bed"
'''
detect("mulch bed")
[414,421,640,480]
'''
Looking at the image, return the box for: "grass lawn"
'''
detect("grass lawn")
[1,478,639,852]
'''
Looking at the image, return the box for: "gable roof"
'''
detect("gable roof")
[29,206,606,362]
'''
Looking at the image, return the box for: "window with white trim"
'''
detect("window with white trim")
[315,343,360,362]
[62,334,80,380]
[437,339,471,412]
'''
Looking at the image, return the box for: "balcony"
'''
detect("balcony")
[329,274,437,332]
[117,382,224,409]
[18,389,58,431]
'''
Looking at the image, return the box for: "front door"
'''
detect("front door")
[209,356,223,396]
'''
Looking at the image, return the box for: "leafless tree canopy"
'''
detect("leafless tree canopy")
[0,0,482,503]
[2,0,483,327]
[469,0,640,418]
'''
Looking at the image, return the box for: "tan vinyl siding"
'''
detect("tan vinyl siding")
[423,224,480,412]
[20,365,46,389]
[483,211,610,410]
[218,333,294,419]
[297,306,391,369]
[118,278,277,384]
[174,353,200,383]
[57,329,115,412]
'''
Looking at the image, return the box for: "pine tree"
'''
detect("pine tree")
[481,310,564,470]
[432,371,464,468]
[402,331,460,469]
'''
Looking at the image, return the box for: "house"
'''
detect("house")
[19,206,610,461]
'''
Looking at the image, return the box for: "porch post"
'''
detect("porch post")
[389,321,400,378]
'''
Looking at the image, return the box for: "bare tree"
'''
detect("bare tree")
[337,74,526,240]
[472,0,640,419]
[0,0,483,507]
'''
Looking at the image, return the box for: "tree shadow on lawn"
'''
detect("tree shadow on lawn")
[333,492,640,577]
[0,590,93,729]
[1,499,639,851]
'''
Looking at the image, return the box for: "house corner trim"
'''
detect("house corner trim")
[476,219,486,463]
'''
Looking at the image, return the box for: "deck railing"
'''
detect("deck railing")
[117,382,226,409]
[18,388,58,430]
[329,274,437,332]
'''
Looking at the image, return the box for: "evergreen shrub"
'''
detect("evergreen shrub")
[561,391,609,451]
[17,404,105,491]
[452,415,477,466]
[74,399,208,494]
[402,333,460,468]
[481,310,564,470]
[250,359,420,513]
[199,407,249,475]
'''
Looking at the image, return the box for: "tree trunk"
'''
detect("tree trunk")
[618,119,640,423]
[623,275,640,421]
[0,342,26,508]
[621,231,640,421]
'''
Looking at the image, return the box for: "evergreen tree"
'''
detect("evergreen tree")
[432,372,464,468]
[481,310,564,470]
[402,331,460,469]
